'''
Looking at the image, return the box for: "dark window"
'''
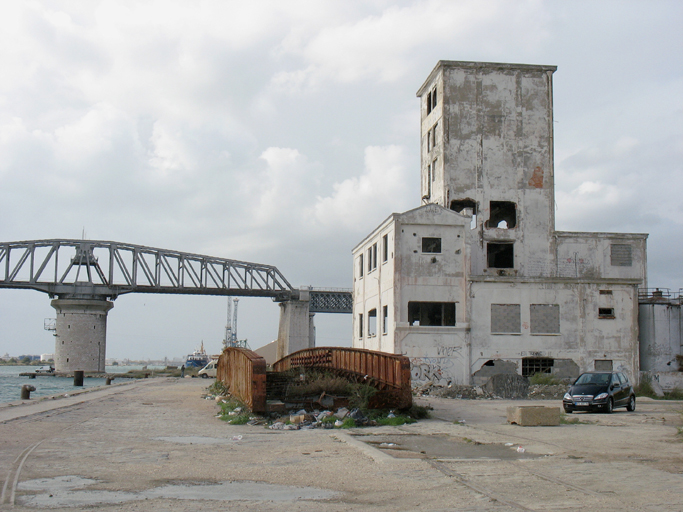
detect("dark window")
[382,235,388,263]
[422,237,441,253]
[522,358,554,377]
[359,254,364,277]
[487,243,514,268]
[599,290,613,295]
[486,201,516,229]
[368,309,377,337]
[408,302,455,326]
[598,308,615,319]
[382,305,388,334]
[371,243,377,270]
[450,199,477,215]
[491,304,521,334]
[426,87,437,115]
[610,244,632,266]
[358,314,363,338]
[530,304,560,334]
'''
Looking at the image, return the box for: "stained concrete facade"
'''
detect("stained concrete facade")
[52,299,113,373]
[352,61,648,385]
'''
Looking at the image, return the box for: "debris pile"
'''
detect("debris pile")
[413,378,568,400]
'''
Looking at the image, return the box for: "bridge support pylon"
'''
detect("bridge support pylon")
[276,287,315,361]
[51,299,114,373]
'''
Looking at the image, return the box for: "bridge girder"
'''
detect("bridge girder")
[0,239,295,301]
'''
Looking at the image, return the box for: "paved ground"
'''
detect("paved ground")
[1,378,682,511]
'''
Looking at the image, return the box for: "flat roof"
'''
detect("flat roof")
[417,60,557,97]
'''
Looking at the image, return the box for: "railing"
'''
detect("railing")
[216,348,267,413]
[273,347,412,409]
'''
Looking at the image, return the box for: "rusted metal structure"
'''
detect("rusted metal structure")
[273,347,412,409]
[216,348,267,413]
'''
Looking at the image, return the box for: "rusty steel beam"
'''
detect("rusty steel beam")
[216,348,267,413]
[273,347,412,409]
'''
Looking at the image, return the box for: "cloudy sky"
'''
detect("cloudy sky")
[1,1,681,361]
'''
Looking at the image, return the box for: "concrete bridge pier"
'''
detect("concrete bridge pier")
[276,287,315,361]
[51,299,114,373]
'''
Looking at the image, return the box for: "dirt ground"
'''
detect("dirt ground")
[1,378,681,511]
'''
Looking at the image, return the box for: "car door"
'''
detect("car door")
[611,373,626,406]
[618,373,632,402]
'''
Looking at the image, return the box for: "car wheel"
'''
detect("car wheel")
[201,373,208,379]
[606,398,613,414]
[564,406,572,414]
[626,395,636,412]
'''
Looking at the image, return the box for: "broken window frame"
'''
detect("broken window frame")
[408,302,456,327]
[522,358,554,377]
[421,237,442,254]
[598,307,615,319]
[486,201,517,229]
[487,242,514,269]
[368,309,377,337]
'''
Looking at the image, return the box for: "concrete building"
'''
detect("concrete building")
[353,61,648,385]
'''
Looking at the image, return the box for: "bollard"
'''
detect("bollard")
[21,384,36,399]
[73,370,84,387]
[105,377,113,385]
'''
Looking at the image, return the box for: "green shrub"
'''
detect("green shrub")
[635,380,657,398]
[228,414,251,425]
[529,372,561,385]
[209,380,229,396]
[407,404,432,419]
[665,388,683,400]
[288,370,352,397]
[340,418,357,429]
[348,383,377,411]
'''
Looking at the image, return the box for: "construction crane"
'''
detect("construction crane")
[222,297,249,349]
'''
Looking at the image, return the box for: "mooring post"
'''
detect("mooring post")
[105,377,113,385]
[73,370,84,387]
[21,384,36,399]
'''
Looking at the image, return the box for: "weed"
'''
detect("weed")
[348,383,377,411]
[228,414,251,425]
[376,415,416,426]
[634,380,657,398]
[340,418,357,429]
[288,370,352,397]
[208,380,229,396]
[529,372,562,386]
[407,404,432,419]
[665,388,683,400]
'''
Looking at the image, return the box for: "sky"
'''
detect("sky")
[0,0,681,360]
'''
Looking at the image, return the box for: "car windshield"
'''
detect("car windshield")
[574,373,611,385]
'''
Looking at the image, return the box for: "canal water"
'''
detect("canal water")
[0,366,162,404]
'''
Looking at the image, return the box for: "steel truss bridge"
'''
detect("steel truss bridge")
[0,240,352,313]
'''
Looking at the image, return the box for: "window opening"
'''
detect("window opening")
[358,314,363,338]
[450,199,477,215]
[382,235,388,263]
[371,243,377,271]
[431,159,437,181]
[599,290,613,295]
[490,304,521,334]
[522,358,554,377]
[486,201,516,229]
[358,254,364,277]
[487,243,514,268]
[368,309,377,337]
[382,305,388,334]
[426,87,437,115]
[422,237,441,253]
[408,302,455,326]
[598,308,615,319]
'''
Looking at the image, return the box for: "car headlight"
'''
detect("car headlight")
[595,392,608,400]
[563,392,573,401]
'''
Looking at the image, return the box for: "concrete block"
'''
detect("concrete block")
[507,406,560,426]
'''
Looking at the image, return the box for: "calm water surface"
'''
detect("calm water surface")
[0,366,163,404]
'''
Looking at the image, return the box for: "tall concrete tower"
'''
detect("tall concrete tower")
[416,61,557,277]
